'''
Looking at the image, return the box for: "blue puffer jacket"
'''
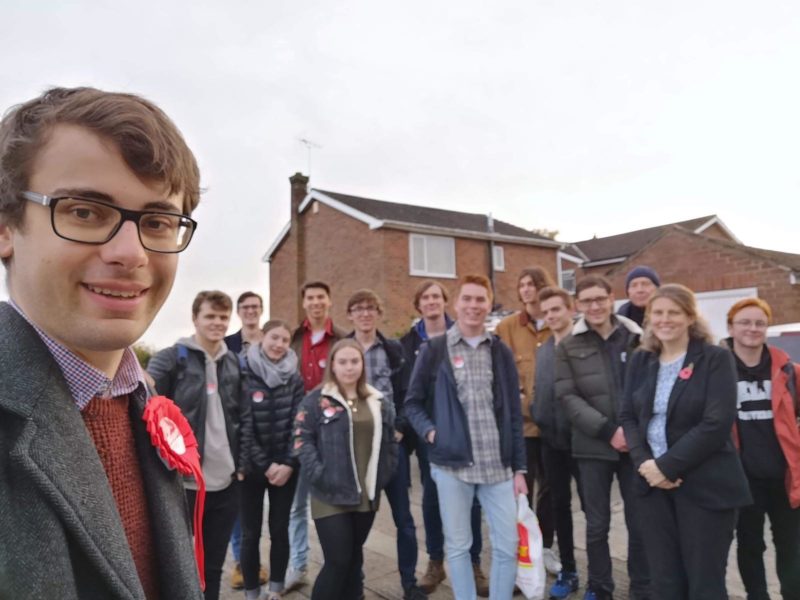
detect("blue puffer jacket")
[404,333,527,472]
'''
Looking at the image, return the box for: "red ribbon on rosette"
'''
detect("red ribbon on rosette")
[143,395,206,590]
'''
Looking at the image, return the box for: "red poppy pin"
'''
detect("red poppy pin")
[678,362,694,381]
[143,395,207,590]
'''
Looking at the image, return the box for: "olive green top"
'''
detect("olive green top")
[311,397,377,519]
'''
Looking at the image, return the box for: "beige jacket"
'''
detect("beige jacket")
[495,311,552,437]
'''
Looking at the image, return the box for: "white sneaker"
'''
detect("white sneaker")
[542,548,562,575]
[283,566,308,592]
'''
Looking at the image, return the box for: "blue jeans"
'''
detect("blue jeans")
[430,466,518,600]
[417,442,482,563]
[230,517,242,563]
[384,444,418,589]
[288,469,310,570]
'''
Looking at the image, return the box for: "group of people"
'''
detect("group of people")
[0,84,797,600]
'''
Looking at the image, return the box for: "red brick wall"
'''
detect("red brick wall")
[600,230,800,324]
[269,203,560,335]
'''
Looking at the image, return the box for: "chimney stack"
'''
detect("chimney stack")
[289,173,309,319]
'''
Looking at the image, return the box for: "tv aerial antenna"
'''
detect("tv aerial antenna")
[298,138,322,177]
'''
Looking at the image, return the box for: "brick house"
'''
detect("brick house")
[564,217,800,339]
[265,173,561,335]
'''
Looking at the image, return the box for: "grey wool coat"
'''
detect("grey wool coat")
[0,302,203,600]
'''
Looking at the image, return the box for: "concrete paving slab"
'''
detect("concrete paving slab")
[220,458,777,599]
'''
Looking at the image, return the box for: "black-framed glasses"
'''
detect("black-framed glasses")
[21,191,197,253]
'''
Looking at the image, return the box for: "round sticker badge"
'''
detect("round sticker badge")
[318,358,327,369]
[323,407,337,418]
[453,356,465,369]
[252,391,265,403]
[206,382,217,395]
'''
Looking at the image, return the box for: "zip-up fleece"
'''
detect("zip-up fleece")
[404,333,527,472]
[555,314,642,461]
[732,345,800,508]
[293,383,397,508]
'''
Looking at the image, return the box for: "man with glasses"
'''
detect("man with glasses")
[0,87,202,598]
[226,291,266,355]
[555,275,649,600]
[224,291,267,590]
[725,298,800,599]
[346,289,426,600]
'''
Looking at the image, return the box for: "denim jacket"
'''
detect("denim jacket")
[293,383,397,508]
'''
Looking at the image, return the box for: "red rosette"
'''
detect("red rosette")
[143,395,206,590]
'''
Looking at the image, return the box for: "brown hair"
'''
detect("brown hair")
[191,290,233,318]
[323,338,370,399]
[517,267,555,301]
[237,291,263,309]
[455,273,494,303]
[640,283,714,353]
[575,275,612,297]
[538,286,574,309]
[347,289,384,314]
[0,87,200,229]
[412,279,449,312]
[262,319,292,335]
[300,280,331,298]
[726,297,772,325]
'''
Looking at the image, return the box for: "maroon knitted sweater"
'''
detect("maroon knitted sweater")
[82,395,160,599]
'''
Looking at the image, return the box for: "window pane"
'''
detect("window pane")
[493,246,504,271]
[426,236,455,275]
[411,235,426,271]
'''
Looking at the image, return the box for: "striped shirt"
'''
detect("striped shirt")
[9,300,146,410]
[442,325,511,484]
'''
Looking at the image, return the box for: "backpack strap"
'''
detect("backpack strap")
[176,344,189,384]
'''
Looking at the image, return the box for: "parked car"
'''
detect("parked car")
[767,323,800,362]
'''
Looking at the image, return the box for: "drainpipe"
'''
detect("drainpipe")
[487,213,497,309]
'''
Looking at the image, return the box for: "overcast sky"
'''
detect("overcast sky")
[2,0,799,349]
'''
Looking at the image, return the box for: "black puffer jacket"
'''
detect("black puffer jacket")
[293,384,397,508]
[239,368,305,475]
[555,315,642,461]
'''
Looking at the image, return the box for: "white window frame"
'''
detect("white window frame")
[493,245,505,272]
[409,233,457,278]
[560,268,576,293]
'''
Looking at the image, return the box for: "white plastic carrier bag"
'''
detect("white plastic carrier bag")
[515,493,546,600]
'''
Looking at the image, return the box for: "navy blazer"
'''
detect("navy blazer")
[404,333,527,472]
[619,338,752,510]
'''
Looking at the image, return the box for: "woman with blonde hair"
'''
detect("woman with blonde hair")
[293,339,397,600]
[620,284,751,599]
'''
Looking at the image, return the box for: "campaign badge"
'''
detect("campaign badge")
[252,391,265,403]
[453,356,465,369]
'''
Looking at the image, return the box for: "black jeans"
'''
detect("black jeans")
[577,455,650,598]
[186,482,239,600]
[542,441,582,572]
[525,437,554,548]
[640,486,737,600]
[737,477,800,600]
[240,470,298,590]
[312,511,376,600]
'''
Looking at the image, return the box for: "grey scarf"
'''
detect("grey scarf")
[246,343,298,388]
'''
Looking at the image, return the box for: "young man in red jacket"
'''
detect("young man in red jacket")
[726,298,800,600]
